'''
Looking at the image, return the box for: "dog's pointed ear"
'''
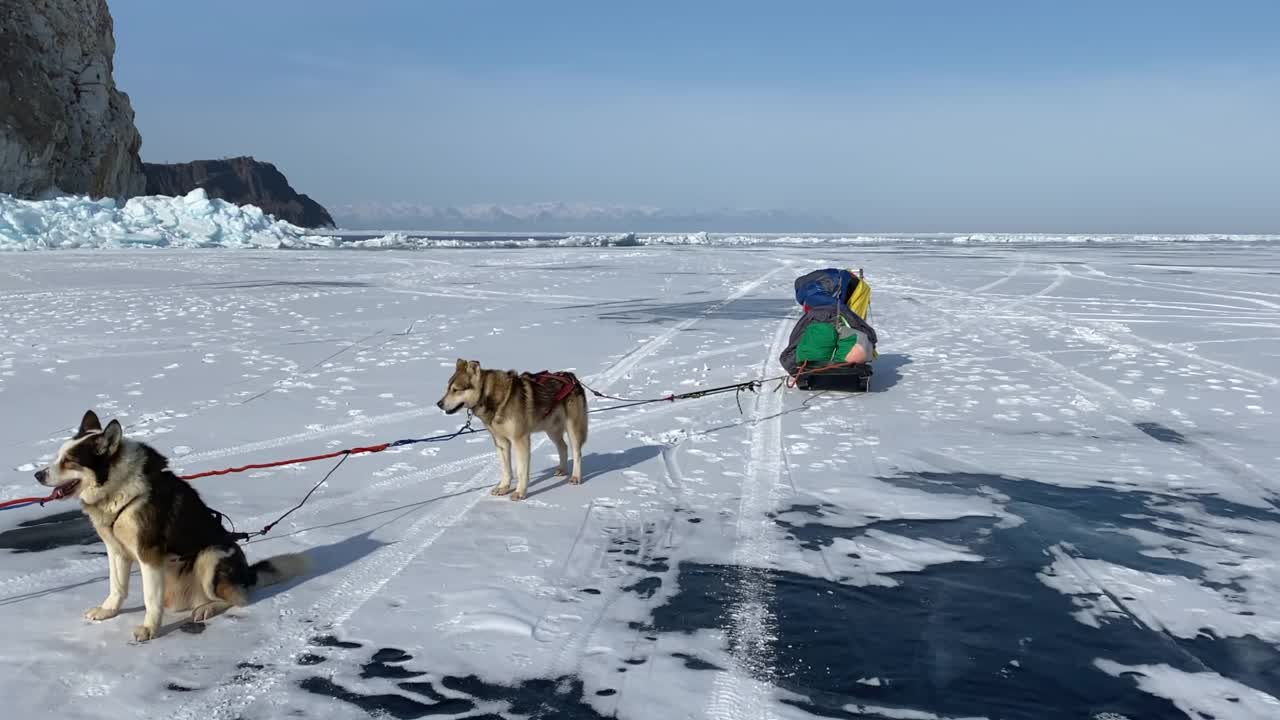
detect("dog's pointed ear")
[79,410,102,436]
[465,360,481,374]
[96,419,123,455]
[456,358,467,371]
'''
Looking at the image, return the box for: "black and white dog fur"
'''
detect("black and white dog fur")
[35,410,308,642]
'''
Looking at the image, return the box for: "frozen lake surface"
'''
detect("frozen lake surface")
[1,242,1278,720]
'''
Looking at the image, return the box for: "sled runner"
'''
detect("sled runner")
[793,360,873,392]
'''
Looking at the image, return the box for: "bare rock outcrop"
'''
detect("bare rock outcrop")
[143,157,336,228]
[0,0,145,199]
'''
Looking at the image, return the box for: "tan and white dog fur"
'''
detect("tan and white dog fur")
[436,359,588,500]
[35,410,308,642]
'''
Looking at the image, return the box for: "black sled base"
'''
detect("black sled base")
[794,362,873,392]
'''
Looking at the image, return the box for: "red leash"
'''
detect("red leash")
[0,446,393,512]
[177,443,392,481]
[0,416,482,515]
[0,494,56,511]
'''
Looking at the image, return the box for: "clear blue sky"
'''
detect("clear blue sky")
[111,0,1279,232]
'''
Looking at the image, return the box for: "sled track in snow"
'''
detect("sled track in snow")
[903,278,1279,508]
[593,265,788,387]
[539,495,684,683]
[167,264,787,720]
[705,317,792,720]
[535,268,793,684]
[969,256,1027,295]
[892,263,1069,353]
[536,316,833,697]
[1055,268,1278,389]
[537,352,715,682]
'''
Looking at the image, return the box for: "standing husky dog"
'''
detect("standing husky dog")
[436,359,588,501]
[34,410,308,643]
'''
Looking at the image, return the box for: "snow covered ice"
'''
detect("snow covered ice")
[1,207,1279,719]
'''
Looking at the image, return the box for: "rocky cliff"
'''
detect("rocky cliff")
[0,0,145,198]
[142,157,335,228]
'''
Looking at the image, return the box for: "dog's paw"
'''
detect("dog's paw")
[510,490,526,501]
[132,624,157,643]
[569,475,583,485]
[190,603,226,623]
[84,606,119,622]
[491,485,513,496]
[554,466,569,477]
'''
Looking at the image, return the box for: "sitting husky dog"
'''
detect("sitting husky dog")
[35,411,308,642]
[436,359,588,501]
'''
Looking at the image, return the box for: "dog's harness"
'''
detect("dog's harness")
[108,495,143,531]
[529,371,580,418]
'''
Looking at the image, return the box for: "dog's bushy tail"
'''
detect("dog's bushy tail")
[570,388,588,447]
[250,553,309,588]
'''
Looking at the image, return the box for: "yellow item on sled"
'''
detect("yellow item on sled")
[847,274,871,321]
[846,269,878,360]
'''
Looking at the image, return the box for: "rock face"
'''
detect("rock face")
[0,0,145,198]
[142,157,335,228]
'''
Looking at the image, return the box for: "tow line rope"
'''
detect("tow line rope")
[0,412,482,515]
[0,365,853,528]
[582,377,777,415]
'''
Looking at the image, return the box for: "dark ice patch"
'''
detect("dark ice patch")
[397,681,448,702]
[645,561,1187,720]
[362,658,424,680]
[373,648,413,664]
[672,652,724,671]
[1181,634,1280,698]
[1134,421,1188,445]
[597,297,795,325]
[626,557,670,573]
[310,634,362,649]
[632,470,1280,718]
[0,510,98,553]
[300,676,474,719]
[441,675,613,719]
[230,662,265,685]
[621,576,662,599]
[302,647,614,719]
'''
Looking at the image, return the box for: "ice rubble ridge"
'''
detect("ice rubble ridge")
[3,191,1278,250]
[0,188,335,250]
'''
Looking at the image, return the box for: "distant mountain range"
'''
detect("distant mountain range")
[328,201,848,233]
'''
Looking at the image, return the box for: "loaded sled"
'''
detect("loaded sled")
[780,268,878,392]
